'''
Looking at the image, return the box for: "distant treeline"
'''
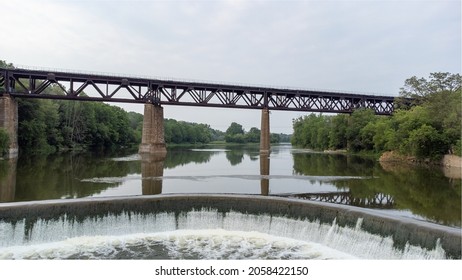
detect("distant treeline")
[224,122,291,144]
[291,72,461,158]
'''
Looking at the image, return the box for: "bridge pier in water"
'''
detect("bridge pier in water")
[260,108,270,154]
[139,103,167,155]
[0,94,18,158]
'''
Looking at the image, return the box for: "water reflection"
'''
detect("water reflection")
[0,145,460,227]
[292,151,461,227]
[260,154,269,196]
[141,153,166,195]
[0,158,16,202]
[165,148,216,169]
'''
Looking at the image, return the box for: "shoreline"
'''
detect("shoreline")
[379,151,462,179]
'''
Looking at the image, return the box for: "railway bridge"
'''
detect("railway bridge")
[0,67,396,158]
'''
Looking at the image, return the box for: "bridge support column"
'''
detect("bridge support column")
[139,104,167,155]
[260,108,270,154]
[0,94,18,158]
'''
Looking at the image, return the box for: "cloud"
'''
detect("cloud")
[0,0,460,134]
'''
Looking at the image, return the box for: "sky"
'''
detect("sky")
[0,0,460,134]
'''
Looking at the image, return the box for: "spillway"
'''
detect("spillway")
[0,195,460,259]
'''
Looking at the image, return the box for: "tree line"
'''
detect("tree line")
[224,122,291,144]
[1,96,290,155]
[291,72,461,159]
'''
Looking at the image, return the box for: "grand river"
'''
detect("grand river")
[0,144,460,259]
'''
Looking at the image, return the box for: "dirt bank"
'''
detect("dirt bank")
[379,151,462,179]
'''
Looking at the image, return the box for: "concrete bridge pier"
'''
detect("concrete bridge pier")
[0,94,18,159]
[260,108,270,154]
[139,103,167,155]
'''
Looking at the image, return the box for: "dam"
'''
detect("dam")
[0,195,459,260]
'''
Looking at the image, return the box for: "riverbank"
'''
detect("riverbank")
[379,151,462,179]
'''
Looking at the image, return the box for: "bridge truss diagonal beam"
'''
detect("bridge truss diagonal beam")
[0,67,396,115]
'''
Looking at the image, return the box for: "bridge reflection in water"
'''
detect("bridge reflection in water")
[139,152,396,210]
[140,152,272,197]
[286,192,395,209]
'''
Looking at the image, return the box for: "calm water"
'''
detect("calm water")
[0,144,460,227]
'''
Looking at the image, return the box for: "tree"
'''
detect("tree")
[399,72,461,106]
[328,114,348,150]
[245,127,260,143]
[225,122,245,143]
[346,109,376,152]
[408,124,448,158]
[226,122,244,135]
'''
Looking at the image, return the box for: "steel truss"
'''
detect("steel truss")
[0,67,395,114]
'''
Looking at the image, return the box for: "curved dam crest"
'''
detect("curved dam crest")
[0,194,460,259]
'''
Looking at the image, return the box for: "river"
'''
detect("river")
[1,143,460,227]
[0,144,461,260]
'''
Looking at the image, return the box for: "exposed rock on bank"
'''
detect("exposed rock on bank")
[442,155,462,179]
[379,151,462,179]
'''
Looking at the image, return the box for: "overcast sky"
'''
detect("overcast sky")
[0,0,460,134]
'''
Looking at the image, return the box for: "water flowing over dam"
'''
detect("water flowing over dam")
[0,195,459,260]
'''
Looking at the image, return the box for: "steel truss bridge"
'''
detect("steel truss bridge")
[0,67,395,114]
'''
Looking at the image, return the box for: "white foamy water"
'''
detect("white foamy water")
[0,230,354,260]
[0,209,447,260]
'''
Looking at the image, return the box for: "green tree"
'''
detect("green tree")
[328,114,348,149]
[245,127,260,143]
[408,124,448,158]
[346,109,376,152]
[225,122,245,143]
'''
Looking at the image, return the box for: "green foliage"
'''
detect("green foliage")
[223,122,286,144]
[245,127,260,143]
[225,122,245,142]
[0,60,14,68]
[407,124,447,158]
[0,128,10,156]
[292,72,462,159]
[17,98,141,153]
[453,140,462,156]
[328,114,348,149]
[346,109,376,152]
[164,119,213,144]
[291,114,333,150]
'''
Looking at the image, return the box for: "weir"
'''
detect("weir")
[0,195,460,259]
